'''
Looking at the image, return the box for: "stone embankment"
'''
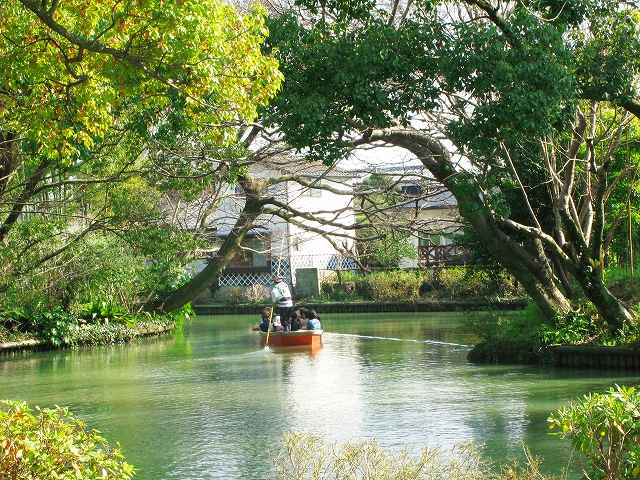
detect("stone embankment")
[195,298,528,315]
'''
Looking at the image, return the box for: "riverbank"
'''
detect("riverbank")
[0,320,175,355]
[194,298,528,315]
[467,297,640,369]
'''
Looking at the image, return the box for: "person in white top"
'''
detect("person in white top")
[271,276,293,331]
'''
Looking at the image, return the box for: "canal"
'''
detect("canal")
[2,312,639,479]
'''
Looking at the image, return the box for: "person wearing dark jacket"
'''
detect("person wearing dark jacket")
[258,307,271,332]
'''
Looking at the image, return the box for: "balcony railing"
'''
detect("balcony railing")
[418,244,467,266]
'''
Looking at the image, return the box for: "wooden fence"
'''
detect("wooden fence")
[418,244,467,266]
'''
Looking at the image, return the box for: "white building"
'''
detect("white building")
[177,158,465,301]
[188,156,358,290]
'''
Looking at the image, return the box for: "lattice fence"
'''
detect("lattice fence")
[218,257,291,287]
[217,254,358,288]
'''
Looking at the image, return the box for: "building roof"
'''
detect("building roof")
[259,155,357,179]
[398,189,458,209]
[215,225,271,237]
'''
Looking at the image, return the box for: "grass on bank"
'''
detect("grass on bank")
[277,385,640,480]
[275,433,557,480]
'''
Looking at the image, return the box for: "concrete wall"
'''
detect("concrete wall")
[287,176,356,261]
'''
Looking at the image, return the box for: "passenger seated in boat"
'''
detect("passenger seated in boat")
[290,307,319,330]
[272,315,284,332]
[258,307,271,332]
[300,307,320,323]
[308,316,322,330]
[299,315,308,330]
[290,309,303,331]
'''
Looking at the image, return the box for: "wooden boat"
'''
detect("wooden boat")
[259,329,323,349]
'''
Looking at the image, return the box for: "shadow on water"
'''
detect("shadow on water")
[1,311,639,479]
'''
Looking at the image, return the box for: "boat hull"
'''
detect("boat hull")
[259,330,323,349]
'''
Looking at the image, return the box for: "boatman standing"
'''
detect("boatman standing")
[271,275,293,331]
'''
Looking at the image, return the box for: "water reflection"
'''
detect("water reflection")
[1,313,639,479]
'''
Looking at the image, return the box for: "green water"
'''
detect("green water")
[1,312,639,479]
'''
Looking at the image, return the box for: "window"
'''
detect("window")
[400,184,422,197]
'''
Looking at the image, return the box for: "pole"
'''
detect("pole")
[265,235,288,350]
[264,304,275,349]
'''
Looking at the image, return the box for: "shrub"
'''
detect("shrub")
[548,385,640,480]
[539,305,604,346]
[361,231,417,268]
[274,433,554,480]
[539,304,640,347]
[212,286,248,304]
[70,323,141,347]
[0,400,134,479]
[0,305,38,337]
[424,267,522,300]
[0,326,32,344]
[366,270,424,302]
[212,285,272,304]
[468,304,547,364]
[34,306,80,347]
[316,267,522,303]
[320,281,363,301]
[245,284,271,303]
[433,267,471,298]
[74,301,135,326]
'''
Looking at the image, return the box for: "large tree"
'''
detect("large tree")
[0,0,282,306]
[259,0,640,327]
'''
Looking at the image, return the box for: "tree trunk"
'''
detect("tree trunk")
[0,159,50,243]
[550,252,577,298]
[574,267,634,332]
[152,179,265,313]
[0,131,17,196]
[367,129,572,319]
[479,226,571,319]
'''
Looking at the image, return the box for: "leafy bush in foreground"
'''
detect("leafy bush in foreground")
[274,433,556,480]
[549,385,640,480]
[0,400,134,480]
